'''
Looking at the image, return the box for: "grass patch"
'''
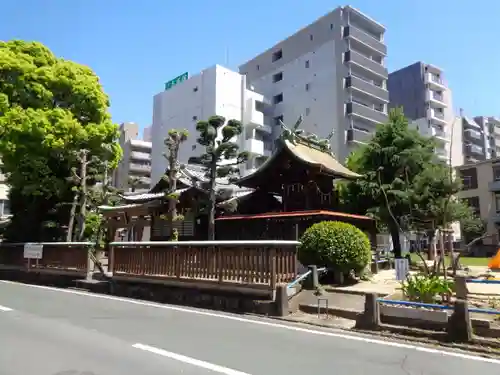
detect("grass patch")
[409,253,490,267]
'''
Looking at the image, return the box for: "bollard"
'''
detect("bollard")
[447,299,472,342]
[308,265,319,290]
[355,293,380,330]
[454,275,468,299]
[275,284,289,317]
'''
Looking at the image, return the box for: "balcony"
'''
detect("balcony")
[130,151,151,161]
[243,99,273,134]
[464,128,483,141]
[129,163,151,174]
[489,180,500,192]
[343,26,386,55]
[345,75,388,102]
[466,143,484,156]
[425,90,447,108]
[346,128,373,145]
[427,108,447,125]
[425,73,446,90]
[344,50,388,79]
[492,212,500,224]
[435,147,448,159]
[462,117,482,130]
[244,138,271,157]
[431,127,449,142]
[346,102,387,125]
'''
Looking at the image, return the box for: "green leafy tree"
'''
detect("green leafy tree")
[0,40,121,241]
[188,116,248,240]
[163,129,188,240]
[339,108,436,258]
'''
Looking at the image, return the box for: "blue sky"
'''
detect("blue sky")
[2,0,499,135]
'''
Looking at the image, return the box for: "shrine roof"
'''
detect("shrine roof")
[235,139,361,188]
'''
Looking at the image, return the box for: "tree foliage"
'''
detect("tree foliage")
[339,108,485,258]
[188,116,248,240]
[0,40,121,241]
[339,108,435,257]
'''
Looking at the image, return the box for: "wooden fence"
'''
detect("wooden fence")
[109,240,299,295]
[0,240,299,295]
[0,242,92,276]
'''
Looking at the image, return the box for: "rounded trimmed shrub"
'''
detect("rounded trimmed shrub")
[299,221,371,274]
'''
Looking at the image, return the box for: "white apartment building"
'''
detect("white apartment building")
[112,122,152,192]
[239,5,389,161]
[151,65,273,187]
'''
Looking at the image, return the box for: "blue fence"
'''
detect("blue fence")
[377,276,500,316]
[466,278,500,284]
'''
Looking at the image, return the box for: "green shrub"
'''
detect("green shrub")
[299,221,371,274]
[400,274,453,303]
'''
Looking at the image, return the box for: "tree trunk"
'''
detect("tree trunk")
[76,151,88,241]
[66,192,79,242]
[207,157,217,241]
[389,222,402,258]
[427,230,437,261]
[167,153,178,240]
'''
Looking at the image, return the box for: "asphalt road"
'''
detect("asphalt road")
[0,281,499,375]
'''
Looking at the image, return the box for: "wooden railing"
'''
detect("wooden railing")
[109,241,299,291]
[0,242,92,275]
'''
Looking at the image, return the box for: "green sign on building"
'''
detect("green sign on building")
[165,72,189,91]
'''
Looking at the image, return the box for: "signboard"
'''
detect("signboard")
[23,243,43,259]
[395,258,409,281]
[165,72,188,91]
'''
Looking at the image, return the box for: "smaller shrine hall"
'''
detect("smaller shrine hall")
[215,136,376,243]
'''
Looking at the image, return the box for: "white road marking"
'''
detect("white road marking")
[0,304,12,312]
[1,280,500,365]
[133,343,251,375]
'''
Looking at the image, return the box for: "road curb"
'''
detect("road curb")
[266,315,500,359]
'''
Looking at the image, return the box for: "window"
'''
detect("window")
[463,197,481,215]
[493,165,500,181]
[305,60,310,68]
[309,34,313,41]
[255,101,265,112]
[0,199,9,216]
[305,108,311,116]
[272,49,283,62]
[193,86,198,92]
[305,83,310,91]
[192,116,198,121]
[330,23,334,30]
[274,115,283,126]
[256,65,260,71]
[273,93,283,104]
[496,195,500,213]
[272,72,283,83]
[459,168,478,190]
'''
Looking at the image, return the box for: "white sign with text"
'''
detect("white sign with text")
[23,243,43,259]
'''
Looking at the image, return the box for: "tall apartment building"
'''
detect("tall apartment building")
[388,62,463,166]
[456,158,500,248]
[151,65,273,186]
[239,5,389,161]
[113,122,152,192]
[466,116,500,162]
